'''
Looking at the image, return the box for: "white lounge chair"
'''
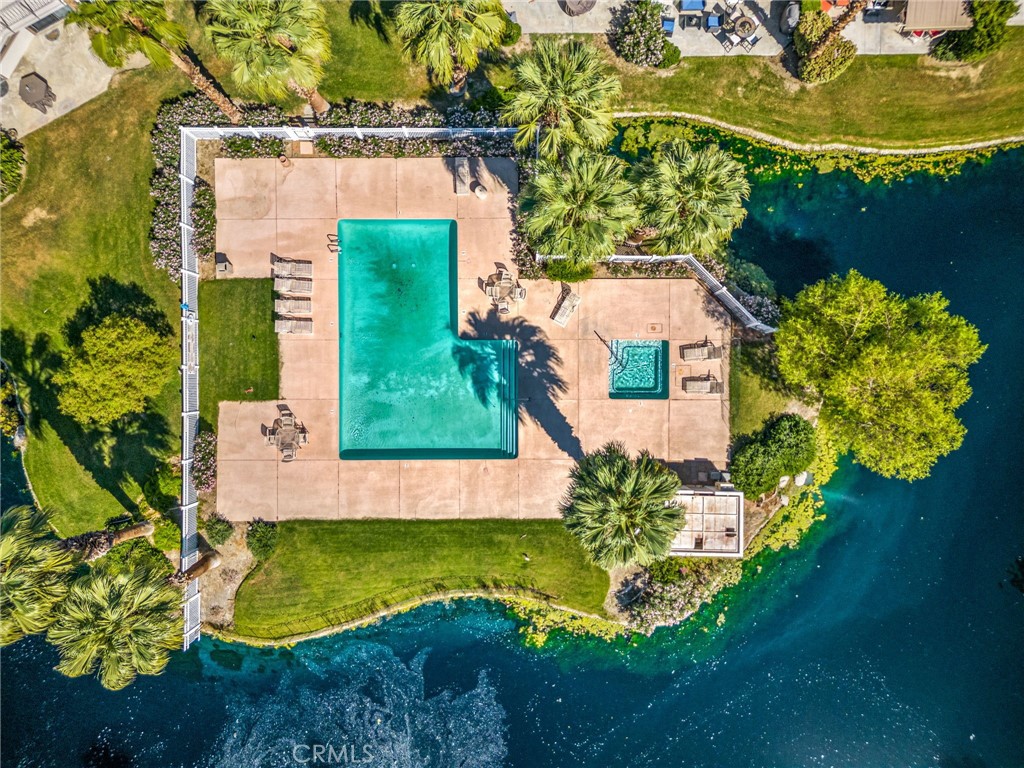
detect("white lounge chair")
[272,257,313,278]
[275,297,312,315]
[274,277,313,295]
[275,317,314,335]
[552,290,581,327]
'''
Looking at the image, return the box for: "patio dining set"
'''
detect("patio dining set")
[702,1,764,51]
[484,268,526,315]
[263,407,309,462]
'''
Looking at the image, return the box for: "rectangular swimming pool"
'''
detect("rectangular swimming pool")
[609,340,669,399]
[337,219,517,459]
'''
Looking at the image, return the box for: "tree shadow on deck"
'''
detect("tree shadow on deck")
[456,308,583,460]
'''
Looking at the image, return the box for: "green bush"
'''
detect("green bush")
[151,517,181,552]
[98,539,175,579]
[544,259,595,283]
[246,519,279,561]
[648,557,686,583]
[798,37,857,83]
[793,10,831,57]
[468,86,509,112]
[0,131,25,201]
[500,20,522,46]
[0,377,21,437]
[658,39,681,68]
[614,0,666,66]
[202,514,234,547]
[142,462,180,513]
[932,0,1018,61]
[221,136,285,159]
[730,413,817,496]
[727,255,775,298]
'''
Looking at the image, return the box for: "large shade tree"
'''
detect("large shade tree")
[69,0,243,123]
[631,139,750,256]
[776,270,986,481]
[47,567,182,691]
[561,442,683,570]
[204,0,332,116]
[502,39,620,158]
[54,315,175,426]
[394,0,507,92]
[0,507,74,646]
[520,149,638,267]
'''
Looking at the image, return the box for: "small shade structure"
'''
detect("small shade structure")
[903,0,972,30]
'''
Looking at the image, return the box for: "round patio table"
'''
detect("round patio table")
[733,15,757,38]
[564,0,597,16]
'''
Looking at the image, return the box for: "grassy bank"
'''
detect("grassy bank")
[0,68,186,535]
[729,343,790,439]
[198,279,279,430]
[233,520,610,639]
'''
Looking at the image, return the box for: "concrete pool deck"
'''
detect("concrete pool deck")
[213,157,731,521]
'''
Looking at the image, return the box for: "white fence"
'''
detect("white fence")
[176,124,518,650]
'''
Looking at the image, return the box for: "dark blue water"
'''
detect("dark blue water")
[3,152,1023,768]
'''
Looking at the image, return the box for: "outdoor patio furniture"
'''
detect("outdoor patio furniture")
[485,283,502,299]
[497,299,511,315]
[733,14,757,37]
[681,0,706,9]
[741,34,759,51]
[19,72,55,114]
[272,257,313,278]
[662,16,676,34]
[680,339,721,361]
[275,317,314,334]
[281,444,297,462]
[275,297,312,314]
[781,1,800,33]
[551,289,581,327]
[683,373,723,394]
[564,0,597,16]
[454,156,472,196]
[274,277,313,295]
[728,31,743,46]
[513,285,527,302]
[720,35,734,51]
[684,13,702,27]
[706,13,723,29]
[496,268,512,284]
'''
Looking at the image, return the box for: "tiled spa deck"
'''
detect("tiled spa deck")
[213,157,732,521]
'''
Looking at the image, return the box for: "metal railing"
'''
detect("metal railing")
[176,124,519,650]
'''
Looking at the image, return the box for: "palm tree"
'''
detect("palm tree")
[204,0,332,116]
[68,0,243,124]
[502,39,621,158]
[47,567,182,691]
[0,507,74,646]
[394,0,508,92]
[520,148,638,266]
[630,139,751,256]
[561,442,683,570]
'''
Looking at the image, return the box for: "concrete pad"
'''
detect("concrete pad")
[457,278,493,335]
[339,461,401,518]
[459,460,520,518]
[276,160,338,219]
[669,399,730,467]
[456,158,518,220]
[579,399,670,459]
[518,401,579,460]
[276,218,339,266]
[337,158,397,218]
[670,280,731,344]
[215,219,277,277]
[579,279,670,338]
[396,159,458,218]
[456,217,515,274]
[279,339,339,401]
[277,460,339,519]
[517,460,573,519]
[217,461,278,521]
[518,279,581,340]
[217,402,282,461]
[578,339,610,401]
[399,461,462,518]
[215,159,277,220]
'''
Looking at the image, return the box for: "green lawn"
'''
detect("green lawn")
[613,29,1024,148]
[198,280,280,431]
[729,343,791,439]
[233,520,610,639]
[0,68,187,535]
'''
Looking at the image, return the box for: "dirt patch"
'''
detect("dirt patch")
[604,564,645,621]
[921,58,985,85]
[21,207,55,228]
[199,522,254,630]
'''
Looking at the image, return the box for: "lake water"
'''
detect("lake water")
[3,151,1023,768]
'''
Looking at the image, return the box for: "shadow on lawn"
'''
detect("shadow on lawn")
[1,278,175,518]
[457,308,583,460]
[348,0,397,43]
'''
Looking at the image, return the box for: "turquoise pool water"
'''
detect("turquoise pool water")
[337,219,517,459]
[608,340,669,399]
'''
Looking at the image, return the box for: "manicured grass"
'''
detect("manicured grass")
[233,520,610,639]
[729,343,790,439]
[198,279,280,430]
[0,68,187,535]
[613,29,1024,148]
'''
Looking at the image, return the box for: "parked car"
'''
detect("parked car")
[781,1,800,34]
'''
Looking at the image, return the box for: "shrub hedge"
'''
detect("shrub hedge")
[932,0,1018,61]
[614,0,667,67]
[246,519,279,561]
[1,131,25,201]
[730,413,817,496]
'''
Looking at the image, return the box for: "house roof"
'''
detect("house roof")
[904,0,973,31]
